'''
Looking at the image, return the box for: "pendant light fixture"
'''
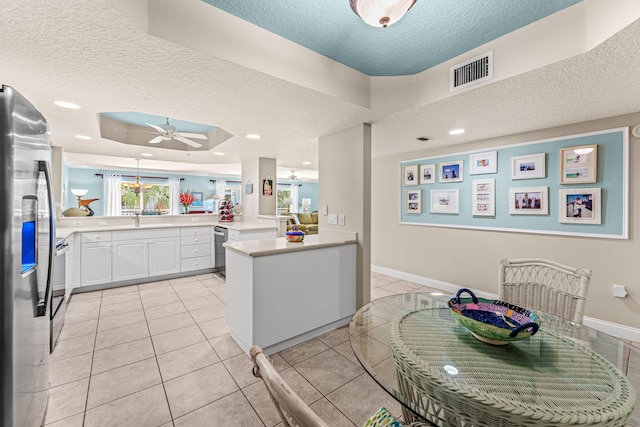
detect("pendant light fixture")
[350,0,417,28]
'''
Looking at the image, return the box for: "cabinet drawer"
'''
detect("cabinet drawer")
[181,226,211,237]
[180,256,212,272]
[181,243,211,259]
[81,232,112,243]
[227,229,240,241]
[181,234,211,246]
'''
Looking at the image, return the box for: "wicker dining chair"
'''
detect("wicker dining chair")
[498,258,592,324]
[250,346,330,427]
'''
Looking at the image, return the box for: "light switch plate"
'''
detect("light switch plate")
[191,217,199,222]
[328,214,337,225]
[322,205,329,215]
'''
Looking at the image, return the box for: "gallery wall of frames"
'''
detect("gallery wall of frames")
[400,127,628,239]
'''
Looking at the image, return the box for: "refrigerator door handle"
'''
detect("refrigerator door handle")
[36,160,55,317]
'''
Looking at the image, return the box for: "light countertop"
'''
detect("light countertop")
[56,220,276,239]
[224,230,357,257]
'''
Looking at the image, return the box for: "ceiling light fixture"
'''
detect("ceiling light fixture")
[140,153,153,157]
[213,152,224,156]
[416,137,430,141]
[302,161,311,165]
[74,135,91,140]
[54,100,80,109]
[449,129,465,135]
[246,134,260,139]
[350,0,416,28]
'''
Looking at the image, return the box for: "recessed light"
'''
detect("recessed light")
[302,161,311,165]
[246,134,260,139]
[54,100,80,109]
[74,135,91,140]
[140,153,153,157]
[449,129,465,135]
[213,152,224,156]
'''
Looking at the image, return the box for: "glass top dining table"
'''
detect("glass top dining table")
[348,292,639,427]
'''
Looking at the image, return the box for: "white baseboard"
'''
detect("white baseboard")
[372,264,640,343]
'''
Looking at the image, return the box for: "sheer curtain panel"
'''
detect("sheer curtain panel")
[104,174,122,216]
[169,177,181,215]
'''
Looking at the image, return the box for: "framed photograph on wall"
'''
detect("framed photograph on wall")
[419,164,436,184]
[439,161,463,182]
[472,179,495,216]
[405,189,422,214]
[511,153,546,180]
[469,151,497,175]
[430,189,459,214]
[559,188,601,224]
[403,164,418,186]
[509,187,548,215]
[560,144,597,184]
[191,192,204,207]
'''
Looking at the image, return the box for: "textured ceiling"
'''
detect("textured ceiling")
[0,0,639,181]
[203,0,581,76]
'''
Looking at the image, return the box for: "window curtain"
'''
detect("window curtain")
[216,180,226,200]
[104,174,122,216]
[290,184,300,213]
[169,177,181,215]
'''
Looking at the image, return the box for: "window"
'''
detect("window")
[277,184,292,214]
[121,181,169,215]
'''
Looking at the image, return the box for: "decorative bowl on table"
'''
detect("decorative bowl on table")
[448,288,540,345]
[285,230,305,242]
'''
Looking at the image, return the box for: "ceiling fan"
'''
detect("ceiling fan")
[143,117,207,148]
[288,171,299,181]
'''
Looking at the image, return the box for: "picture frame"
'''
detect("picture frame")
[262,179,273,196]
[559,188,601,224]
[472,179,495,216]
[405,189,422,214]
[191,192,203,207]
[469,151,497,175]
[419,164,436,184]
[511,153,546,179]
[560,144,597,184]
[509,187,548,215]
[403,164,418,186]
[430,189,459,214]
[439,161,463,183]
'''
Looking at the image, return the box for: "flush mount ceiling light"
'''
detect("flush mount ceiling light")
[350,0,417,28]
[213,152,224,156]
[74,135,91,140]
[54,100,80,109]
[449,128,465,135]
[246,134,260,139]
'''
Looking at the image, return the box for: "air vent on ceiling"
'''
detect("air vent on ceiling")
[450,51,493,92]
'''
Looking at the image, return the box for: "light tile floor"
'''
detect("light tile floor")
[44,272,640,426]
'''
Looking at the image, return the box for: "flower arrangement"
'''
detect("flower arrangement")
[179,189,195,213]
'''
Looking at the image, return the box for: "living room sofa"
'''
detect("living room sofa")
[285,212,318,234]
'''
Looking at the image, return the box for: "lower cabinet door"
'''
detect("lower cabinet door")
[112,240,149,282]
[80,242,112,287]
[149,237,181,277]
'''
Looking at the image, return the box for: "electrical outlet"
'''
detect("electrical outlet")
[191,217,199,222]
[328,214,338,225]
[98,220,108,226]
[322,205,328,215]
[72,221,83,227]
[339,215,345,226]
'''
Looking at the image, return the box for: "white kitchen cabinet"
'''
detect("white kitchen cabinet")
[80,241,112,287]
[181,226,212,272]
[149,236,181,277]
[112,239,148,282]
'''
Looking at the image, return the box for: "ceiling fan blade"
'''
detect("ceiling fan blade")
[174,135,203,148]
[145,122,167,134]
[177,132,207,140]
[114,128,156,134]
[148,135,164,144]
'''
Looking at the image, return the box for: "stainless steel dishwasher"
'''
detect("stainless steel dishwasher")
[214,226,227,275]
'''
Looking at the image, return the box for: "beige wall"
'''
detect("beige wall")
[372,112,640,329]
[319,124,371,308]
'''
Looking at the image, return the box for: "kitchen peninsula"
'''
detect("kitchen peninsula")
[224,230,358,355]
[56,214,278,297]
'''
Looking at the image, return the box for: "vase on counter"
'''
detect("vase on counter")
[182,204,190,214]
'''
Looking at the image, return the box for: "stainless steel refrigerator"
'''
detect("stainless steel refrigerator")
[1,85,54,427]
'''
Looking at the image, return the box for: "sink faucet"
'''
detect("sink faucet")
[133,213,140,228]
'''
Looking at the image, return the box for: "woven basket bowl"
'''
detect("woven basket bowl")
[448,288,540,345]
[285,231,305,242]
